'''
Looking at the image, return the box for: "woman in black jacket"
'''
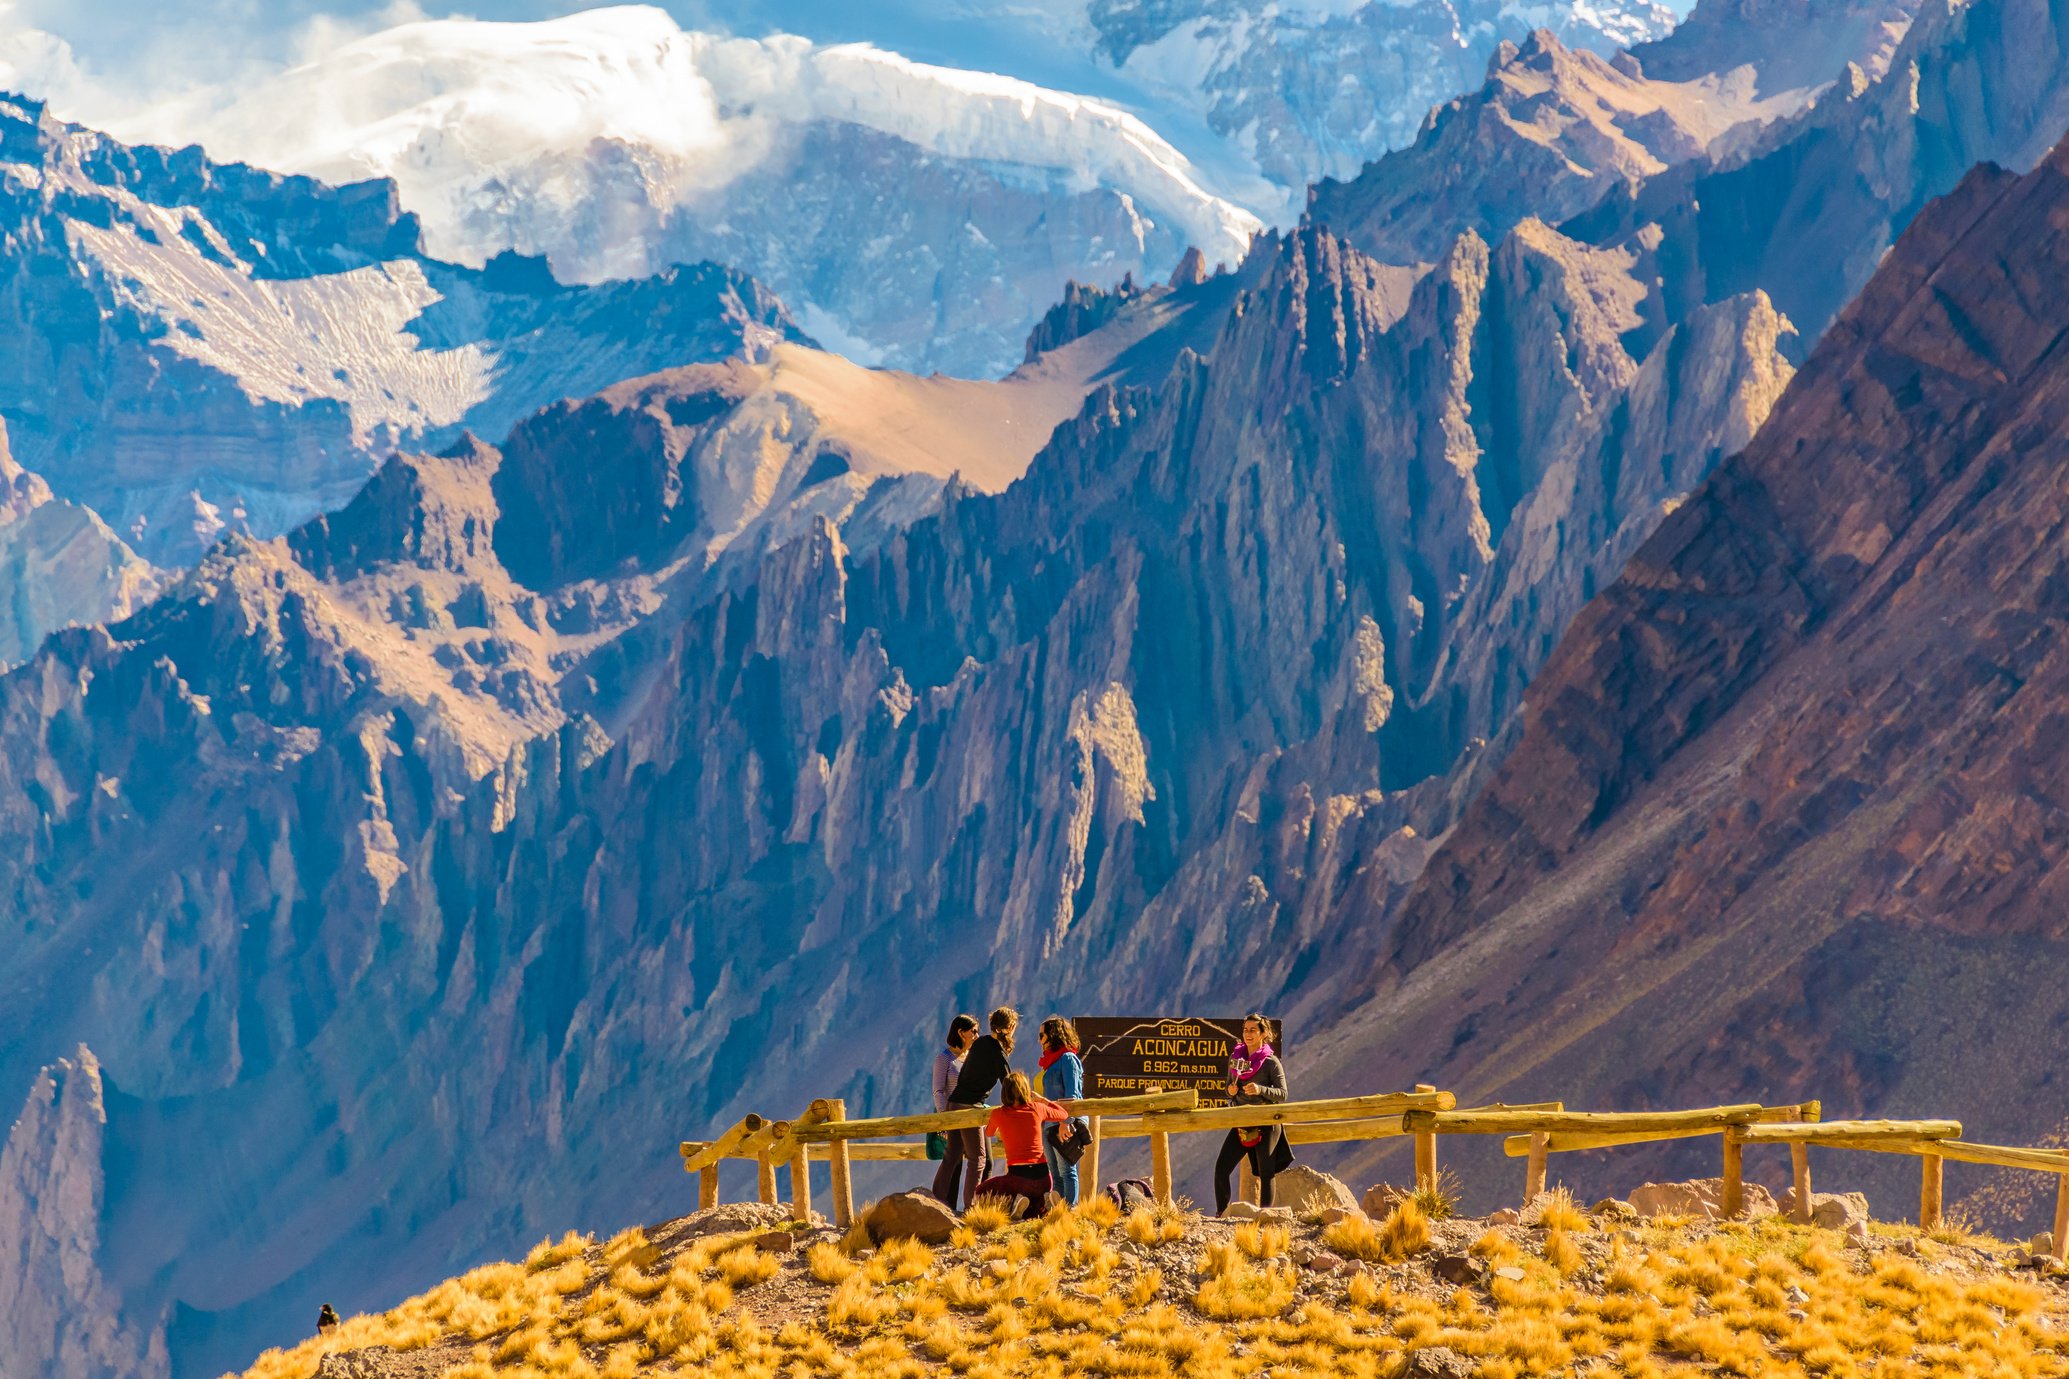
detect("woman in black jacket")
[1214,1013,1292,1215]
[932,1006,1018,1210]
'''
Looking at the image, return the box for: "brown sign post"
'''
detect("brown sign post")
[1074,1016,1284,1110]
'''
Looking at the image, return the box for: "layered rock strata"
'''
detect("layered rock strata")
[1302,133,2069,1232]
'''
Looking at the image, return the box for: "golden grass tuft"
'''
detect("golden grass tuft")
[1535,1184,1588,1233]
[714,1244,778,1287]
[964,1200,1013,1235]
[1377,1198,1430,1260]
[1193,1256,1298,1320]
[525,1230,591,1272]
[1234,1222,1291,1259]
[1321,1212,1388,1263]
[1411,1167,1462,1222]
[1542,1226,1583,1276]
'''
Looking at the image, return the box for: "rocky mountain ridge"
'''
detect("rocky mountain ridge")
[1314,0,2069,353]
[0,192,1794,1376]
[1298,127,2069,1232]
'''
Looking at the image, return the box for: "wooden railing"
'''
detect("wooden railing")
[683,1087,2069,1245]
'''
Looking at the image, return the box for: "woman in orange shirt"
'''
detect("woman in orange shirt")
[972,1072,1074,1216]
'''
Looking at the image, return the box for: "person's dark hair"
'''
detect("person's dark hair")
[946,1013,979,1050]
[1000,1070,1034,1107]
[1040,1016,1079,1053]
[1243,1013,1271,1042]
[990,1006,1020,1054]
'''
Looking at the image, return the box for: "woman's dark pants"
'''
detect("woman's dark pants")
[931,1102,989,1211]
[1214,1129,1277,1215]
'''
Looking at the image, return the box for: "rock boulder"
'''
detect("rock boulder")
[863,1192,959,1245]
[1629,1179,1777,1221]
[1402,1344,1479,1377]
[1273,1165,1361,1216]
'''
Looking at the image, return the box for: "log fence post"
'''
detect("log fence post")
[1413,1084,1437,1191]
[1786,1104,1812,1224]
[700,1164,719,1210]
[757,1151,777,1205]
[1239,1157,1258,1207]
[2054,1173,2069,1258]
[1147,1086,1173,1205]
[829,1099,855,1229]
[1920,1153,1942,1232]
[1083,1115,1101,1200]
[1525,1132,1549,1202]
[788,1146,812,1224]
[1723,1132,1744,1219]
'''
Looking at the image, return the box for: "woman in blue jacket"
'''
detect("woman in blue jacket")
[1037,1016,1085,1205]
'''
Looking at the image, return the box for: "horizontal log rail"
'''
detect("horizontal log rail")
[790,1089,1199,1143]
[1406,1104,1768,1135]
[1501,1103,1823,1157]
[1732,1119,1961,1144]
[681,1114,766,1174]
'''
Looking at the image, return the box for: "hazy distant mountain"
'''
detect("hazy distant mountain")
[85,8,1263,382]
[0,93,809,579]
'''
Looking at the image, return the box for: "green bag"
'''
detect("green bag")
[926,1131,949,1160]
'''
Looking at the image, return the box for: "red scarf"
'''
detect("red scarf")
[1038,1047,1075,1070]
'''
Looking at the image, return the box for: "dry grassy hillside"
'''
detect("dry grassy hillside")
[235,1186,2069,1379]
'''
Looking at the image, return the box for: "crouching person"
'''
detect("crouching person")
[973,1072,1073,1217]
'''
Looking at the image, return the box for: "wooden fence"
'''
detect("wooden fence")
[683,1087,2069,1246]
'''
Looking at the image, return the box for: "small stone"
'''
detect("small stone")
[1898,1237,1921,1257]
[1784,1285,1810,1304]
[747,1229,798,1253]
[1432,1253,1481,1285]
[987,1260,1013,1278]
[1494,1265,1526,1281]
[1588,1198,1638,1221]
[1363,1183,1410,1218]
[1315,1207,1356,1225]
[1788,1309,1809,1323]
[1786,1190,1871,1230]
[1222,1201,1261,1220]
[1845,1221,1872,1249]
[1290,1243,1318,1266]
[1489,1208,1521,1226]
[1259,1206,1295,1223]
[2030,1232,2056,1257]
[1401,1343,1478,1377]
[1309,1251,1345,1273]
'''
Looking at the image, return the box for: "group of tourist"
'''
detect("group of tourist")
[926,1009,1293,1216]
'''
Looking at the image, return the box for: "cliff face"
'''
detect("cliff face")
[0,208,1794,1375]
[0,424,160,670]
[1301,134,2069,1230]
[0,1046,162,1379]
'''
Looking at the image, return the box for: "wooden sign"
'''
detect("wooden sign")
[1074,1016,1284,1109]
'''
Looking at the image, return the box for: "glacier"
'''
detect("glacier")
[37,7,1265,379]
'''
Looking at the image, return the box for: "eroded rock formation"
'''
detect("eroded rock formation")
[1304,132,2069,1231]
[0,209,1793,1375]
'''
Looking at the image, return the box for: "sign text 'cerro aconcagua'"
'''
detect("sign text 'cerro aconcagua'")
[1074,1017,1284,1110]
